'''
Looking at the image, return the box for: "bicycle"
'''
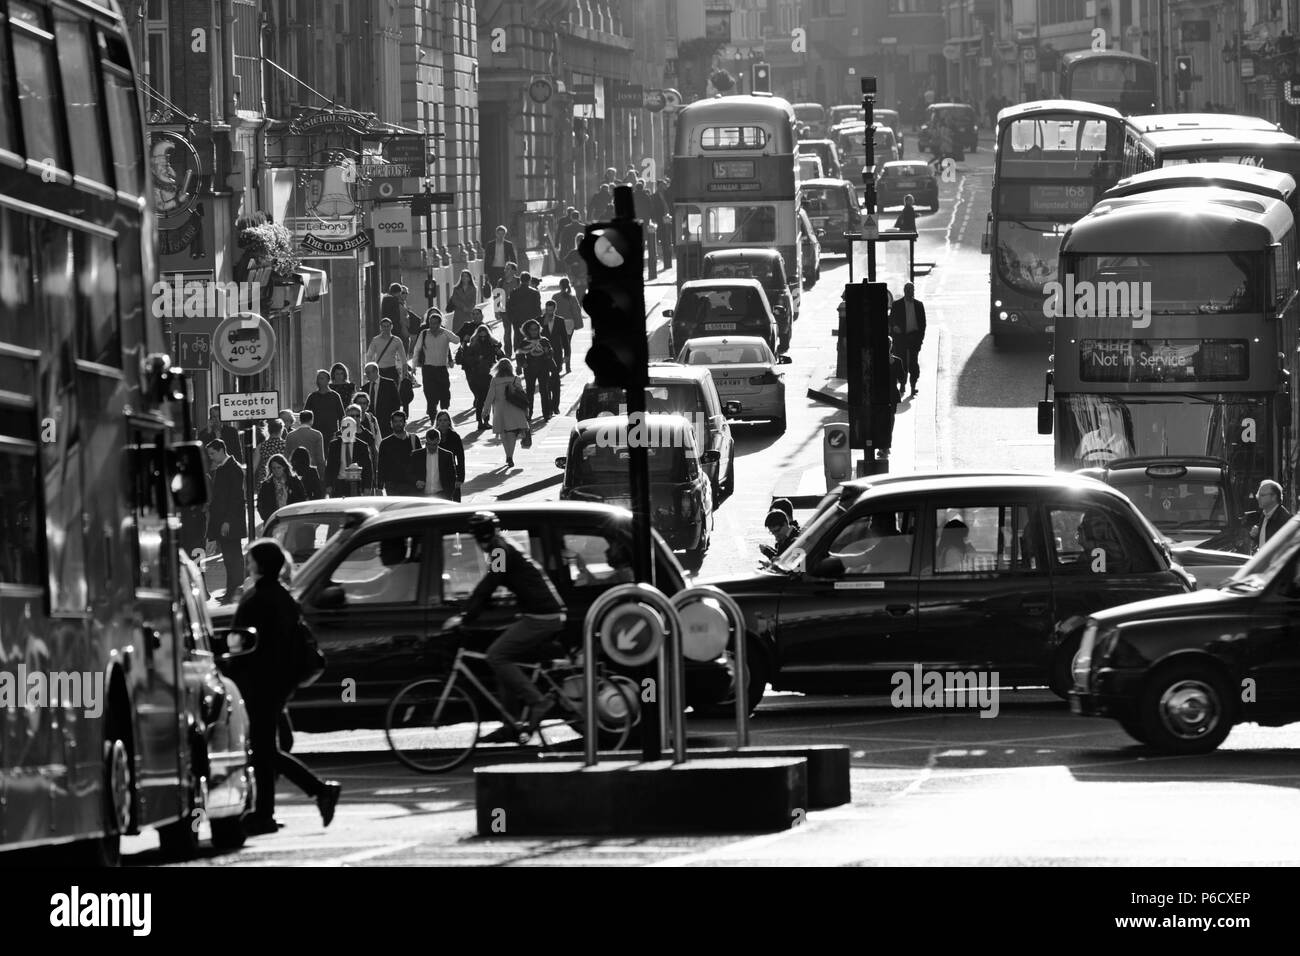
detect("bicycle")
[384,632,640,773]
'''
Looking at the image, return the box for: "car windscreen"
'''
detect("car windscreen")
[1108,478,1228,533]
[685,343,772,365]
[267,513,354,565]
[885,165,931,178]
[803,187,849,213]
[572,441,689,484]
[675,288,763,324]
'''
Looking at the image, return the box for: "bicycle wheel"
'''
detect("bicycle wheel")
[385,678,481,773]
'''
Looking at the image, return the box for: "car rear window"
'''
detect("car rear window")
[804,188,849,213]
[685,343,771,365]
[676,288,763,323]
[706,260,775,284]
[582,382,708,419]
[574,440,689,483]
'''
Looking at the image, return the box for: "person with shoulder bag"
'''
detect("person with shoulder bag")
[486,357,531,467]
[412,308,460,418]
[231,539,341,834]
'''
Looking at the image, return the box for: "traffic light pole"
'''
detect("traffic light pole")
[862,78,877,281]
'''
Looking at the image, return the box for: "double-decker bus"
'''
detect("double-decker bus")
[1105,162,1296,207]
[672,94,803,317]
[984,100,1125,345]
[1059,49,1158,115]
[1039,187,1299,510]
[0,0,222,861]
[1119,125,1300,209]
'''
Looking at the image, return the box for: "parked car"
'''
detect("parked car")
[797,139,842,178]
[876,160,940,212]
[280,503,734,729]
[665,278,780,356]
[800,178,864,254]
[161,553,257,856]
[1070,513,1300,753]
[792,102,827,137]
[559,414,717,560]
[918,103,980,154]
[210,496,432,620]
[834,123,899,170]
[797,206,823,289]
[700,247,794,345]
[676,335,789,432]
[798,153,825,182]
[702,472,1196,709]
[576,364,737,504]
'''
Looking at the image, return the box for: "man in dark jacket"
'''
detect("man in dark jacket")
[442,512,566,741]
[205,440,248,604]
[324,417,374,497]
[505,271,541,357]
[412,428,463,501]
[887,281,927,397]
[1250,479,1292,554]
[378,411,421,495]
[485,224,517,289]
[231,539,341,834]
[359,361,400,437]
[198,404,245,464]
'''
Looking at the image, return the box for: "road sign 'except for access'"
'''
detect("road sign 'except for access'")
[212,313,276,376]
[599,602,665,668]
[218,391,280,423]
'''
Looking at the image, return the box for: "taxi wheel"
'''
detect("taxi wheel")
[1118,715,1151,746]
[1137,662,1234,755]
[771,414,787,434]
[1047,641,1077,701]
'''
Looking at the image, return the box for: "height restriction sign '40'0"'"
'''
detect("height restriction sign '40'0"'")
[598,602,665,668]
[213,313,276,376]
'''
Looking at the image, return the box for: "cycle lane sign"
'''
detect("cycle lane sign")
[599,602,665,668]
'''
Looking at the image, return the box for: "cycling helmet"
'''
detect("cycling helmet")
[468,510,500,542]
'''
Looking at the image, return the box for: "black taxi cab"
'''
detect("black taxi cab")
[558,414,717,562]
[1070,513,1300,754]
[703,472,1194,708]
[281,502,733,730]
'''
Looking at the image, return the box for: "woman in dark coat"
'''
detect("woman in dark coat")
[257,453,306,522]
[449,269,478,335]
[290,446,324,501]
[460,323,505,430]
[328,362,355,406]
[433,410,465,499]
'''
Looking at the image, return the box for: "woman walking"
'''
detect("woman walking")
[256,453,306,522]
[515,318,558,420]
[461,324,505,430]
[487,357,530,468]
[449,269,478,336]
[550,277,583,374]
[290,446,324,501]
[433,410,466,501]
[252,418,288,487]
[304,370,346,447]
[328,362,355,406]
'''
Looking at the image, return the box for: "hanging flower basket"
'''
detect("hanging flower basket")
[236,222,300,279]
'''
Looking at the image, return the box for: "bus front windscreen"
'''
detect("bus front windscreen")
[1056,393,1273,503]
[1068,60,1157,113]
[1074,253,1266,315]
[996,219,1066,292]
[999,116,1119,180]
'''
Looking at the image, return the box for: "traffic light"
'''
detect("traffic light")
[578,217,648,388]
[1175,55,1193,90]
[752,62,771,93]
[844,281,893,449]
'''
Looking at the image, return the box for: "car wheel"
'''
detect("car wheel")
[1137,661,1234,755]
[693,636,769,718]
[722,456,736,502]
[771,414,787,434]
[69,732,134,866]
[990,326,1007,350]
[1046,641,1076,701]
[930,198,940,213]
[158,780,203,860]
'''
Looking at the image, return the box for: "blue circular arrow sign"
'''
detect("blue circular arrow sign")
[599,603,664,668]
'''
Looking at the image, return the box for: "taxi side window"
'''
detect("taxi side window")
[559,533,633,588]
[932,505,1039,573]
[439,528,538,603]
[330,532,424,604]
[825,508,916,575]
[1048,506,1151,574]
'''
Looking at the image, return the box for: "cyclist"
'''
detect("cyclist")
[442,511,567,742]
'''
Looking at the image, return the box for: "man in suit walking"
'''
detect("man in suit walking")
[412,428,463,500]
[378,411,422,495]
[485,224,517,289]
[359,362,400,438]
[198,405,245,464]
[888,282,927,397]
[324,417,374,497]
[284,409,326,473]
[505,271,541,356]
[205,439,248,604]
[1250,479,1291,553]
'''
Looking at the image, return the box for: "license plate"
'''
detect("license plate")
[705,323,735,331]
[896,180,917,188]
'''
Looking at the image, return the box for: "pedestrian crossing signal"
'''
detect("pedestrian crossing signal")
[1175,56,1193,91]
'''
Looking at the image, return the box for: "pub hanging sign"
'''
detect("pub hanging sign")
[289,108,381,136]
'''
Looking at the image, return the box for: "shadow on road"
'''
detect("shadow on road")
[954,334,1051,408]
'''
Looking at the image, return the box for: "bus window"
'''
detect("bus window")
[705,206,776,243]
[11,3,70,172]
[0,208,35,349]
[53,13,108,186]
[0,445,40,587]
[1075,253,1265,314]
[702,126,768,150]
[678,205,702,241]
